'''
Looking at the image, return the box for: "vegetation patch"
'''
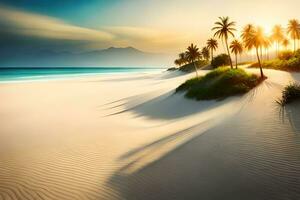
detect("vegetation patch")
[176,67,263,100]
[211,54,231,68]
[167,67,177,71]
[179,60,208,73]
[277,82,300,106]
[250,50,300,72]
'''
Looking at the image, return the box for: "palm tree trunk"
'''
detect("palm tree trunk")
[192,60,198,77]
[276,42,278,57]
[256,47,264,78]
[235,53,238,69]
[225,38,233,69]
[260,47,263,62]
[294,39,296,53]
[211,49,213,64]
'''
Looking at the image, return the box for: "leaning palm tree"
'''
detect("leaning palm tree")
[244,26,266,78]
[185,43,201,77]
[271,25,285,56]
[206,38,218,62]
[212,16,236,69]
[287,19,300,52]
[230,40,243,69]
[201,47,210,61]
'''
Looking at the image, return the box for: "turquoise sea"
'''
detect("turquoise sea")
[0,67,163,82]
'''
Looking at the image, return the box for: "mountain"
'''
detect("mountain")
[0,47,173,67]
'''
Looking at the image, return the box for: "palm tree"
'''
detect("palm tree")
[244,26,266,78]
[185,43,201,77]
[230,40,243,69]
[282,38,290,50]
[179,52,188,65]
[174,59,181,67]
[212,16,236,69]
[271,25,285,56]
[206,38,218,62]
[241,24,255,61]
[241,24,255,41]
[201,47,210,61]
[287,19,300,52]
[262,36,271,60]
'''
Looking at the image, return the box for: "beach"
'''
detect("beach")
[0,69,300,200]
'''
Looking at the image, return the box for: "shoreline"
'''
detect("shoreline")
[0,69,165,84]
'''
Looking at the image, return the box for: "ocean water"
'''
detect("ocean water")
[0,67,163,82]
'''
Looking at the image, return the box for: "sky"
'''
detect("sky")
[1,0,300,54]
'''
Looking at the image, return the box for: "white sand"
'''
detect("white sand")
[0,69,300,200]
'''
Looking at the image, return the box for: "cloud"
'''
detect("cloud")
[0,5,191,53]
[0,5,114,41]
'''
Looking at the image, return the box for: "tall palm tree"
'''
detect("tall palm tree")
[244,26,266,78]
[262,36,271,60]
[230,40,243,69]
[186,43,201,77]
[271,25,285,56]
[241,24,255,41]
[287,19,300,52]
[212,16,236,69]
[241,24,255,61]
[201,47,210,61]
[206,38,218,62]
[282,38,290,50]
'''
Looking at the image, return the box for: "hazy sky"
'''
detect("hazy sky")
[1,0,300,54]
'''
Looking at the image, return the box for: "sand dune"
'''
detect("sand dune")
[0,69,299,200]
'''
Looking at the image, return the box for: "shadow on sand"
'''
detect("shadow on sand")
[105,121,225,200]
[103,80,300,200]
[102,90,240,120]
[280,101,300,134]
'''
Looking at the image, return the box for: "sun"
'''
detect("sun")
[258,23,273,36]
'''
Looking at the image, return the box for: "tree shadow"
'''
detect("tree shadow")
[276,72,300,134]
[118,120,211,161]
[290,72,300,82]
[104,119,275,200]
[91,74,154,82]
[104,121,223,200]
[279,101,300,134]
[156,70,187,80]
[103,89,241,120]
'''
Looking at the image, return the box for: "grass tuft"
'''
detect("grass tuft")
[276,82,300,106]
[176,67,263,100]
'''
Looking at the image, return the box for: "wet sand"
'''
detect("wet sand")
[0,69,299,200]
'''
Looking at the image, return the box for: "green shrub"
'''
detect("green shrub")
[179,60,208,72]
[176,67,262,100]
[251,59,300,71]
[211,54,231,68]
[278,50,294,60]
[295,49,300,58]
[167,67,177,71]
[277,83,300,105]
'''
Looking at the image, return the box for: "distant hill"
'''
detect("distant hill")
[0,47,173,67]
